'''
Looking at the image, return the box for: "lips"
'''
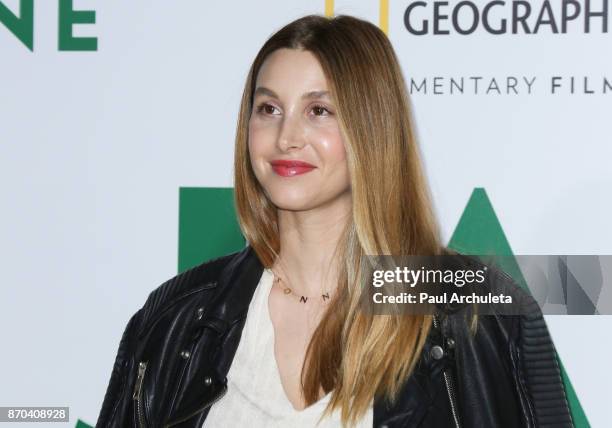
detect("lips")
[270,159,316,177]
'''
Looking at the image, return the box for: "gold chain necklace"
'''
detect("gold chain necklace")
[271,271,331,304]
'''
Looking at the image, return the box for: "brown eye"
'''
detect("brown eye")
[256,103,280,115]
[311,105,331,116]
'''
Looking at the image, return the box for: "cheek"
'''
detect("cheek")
[315,128,347,164]
[313,127,350,189]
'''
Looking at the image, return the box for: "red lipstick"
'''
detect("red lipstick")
[270,159,316,177]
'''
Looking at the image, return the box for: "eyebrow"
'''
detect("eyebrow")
[253,86,331,100]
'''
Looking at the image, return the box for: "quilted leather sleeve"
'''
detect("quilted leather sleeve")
[483,263,576,428]
[96,309,142,427]
[514,297,575,428]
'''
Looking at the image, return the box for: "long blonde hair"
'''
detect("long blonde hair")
[233,14,443,427]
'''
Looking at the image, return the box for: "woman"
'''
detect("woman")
[96,14,574,428]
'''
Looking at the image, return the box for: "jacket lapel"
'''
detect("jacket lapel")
[205,245,265,328]
[165,245,264,426]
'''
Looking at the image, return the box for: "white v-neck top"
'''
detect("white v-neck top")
[203,268,374,427]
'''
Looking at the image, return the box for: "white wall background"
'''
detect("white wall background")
[0,0,610,426]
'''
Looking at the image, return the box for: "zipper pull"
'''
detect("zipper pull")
[133,361,148,428]
[133,361,147,400]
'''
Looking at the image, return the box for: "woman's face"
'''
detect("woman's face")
[248,48,351,212]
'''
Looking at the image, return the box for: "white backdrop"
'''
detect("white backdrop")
[1,0,610,426]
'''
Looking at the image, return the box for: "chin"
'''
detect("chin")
[269,199,314,212]
[266,192,318,212]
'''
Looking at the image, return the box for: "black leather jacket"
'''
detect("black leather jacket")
[96,245,574,428]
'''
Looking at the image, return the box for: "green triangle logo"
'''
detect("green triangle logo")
[449,187,589,427]
[448,187,527,290]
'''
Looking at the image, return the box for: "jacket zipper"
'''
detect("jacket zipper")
[442,369,462,428]
[432,315,462,428]
[133,361,148,428]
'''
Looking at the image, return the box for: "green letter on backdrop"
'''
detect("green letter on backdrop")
[0,0,34,51]
[178,188,245,273]
[58,0,97,51]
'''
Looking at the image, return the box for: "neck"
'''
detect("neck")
[272,191,351,298]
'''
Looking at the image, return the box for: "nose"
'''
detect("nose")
[277,113,306,152]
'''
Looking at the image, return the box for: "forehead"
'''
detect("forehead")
[255,48,329,93]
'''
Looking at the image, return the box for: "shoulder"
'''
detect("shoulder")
[433,252,573,426]
[129,247,249,337]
